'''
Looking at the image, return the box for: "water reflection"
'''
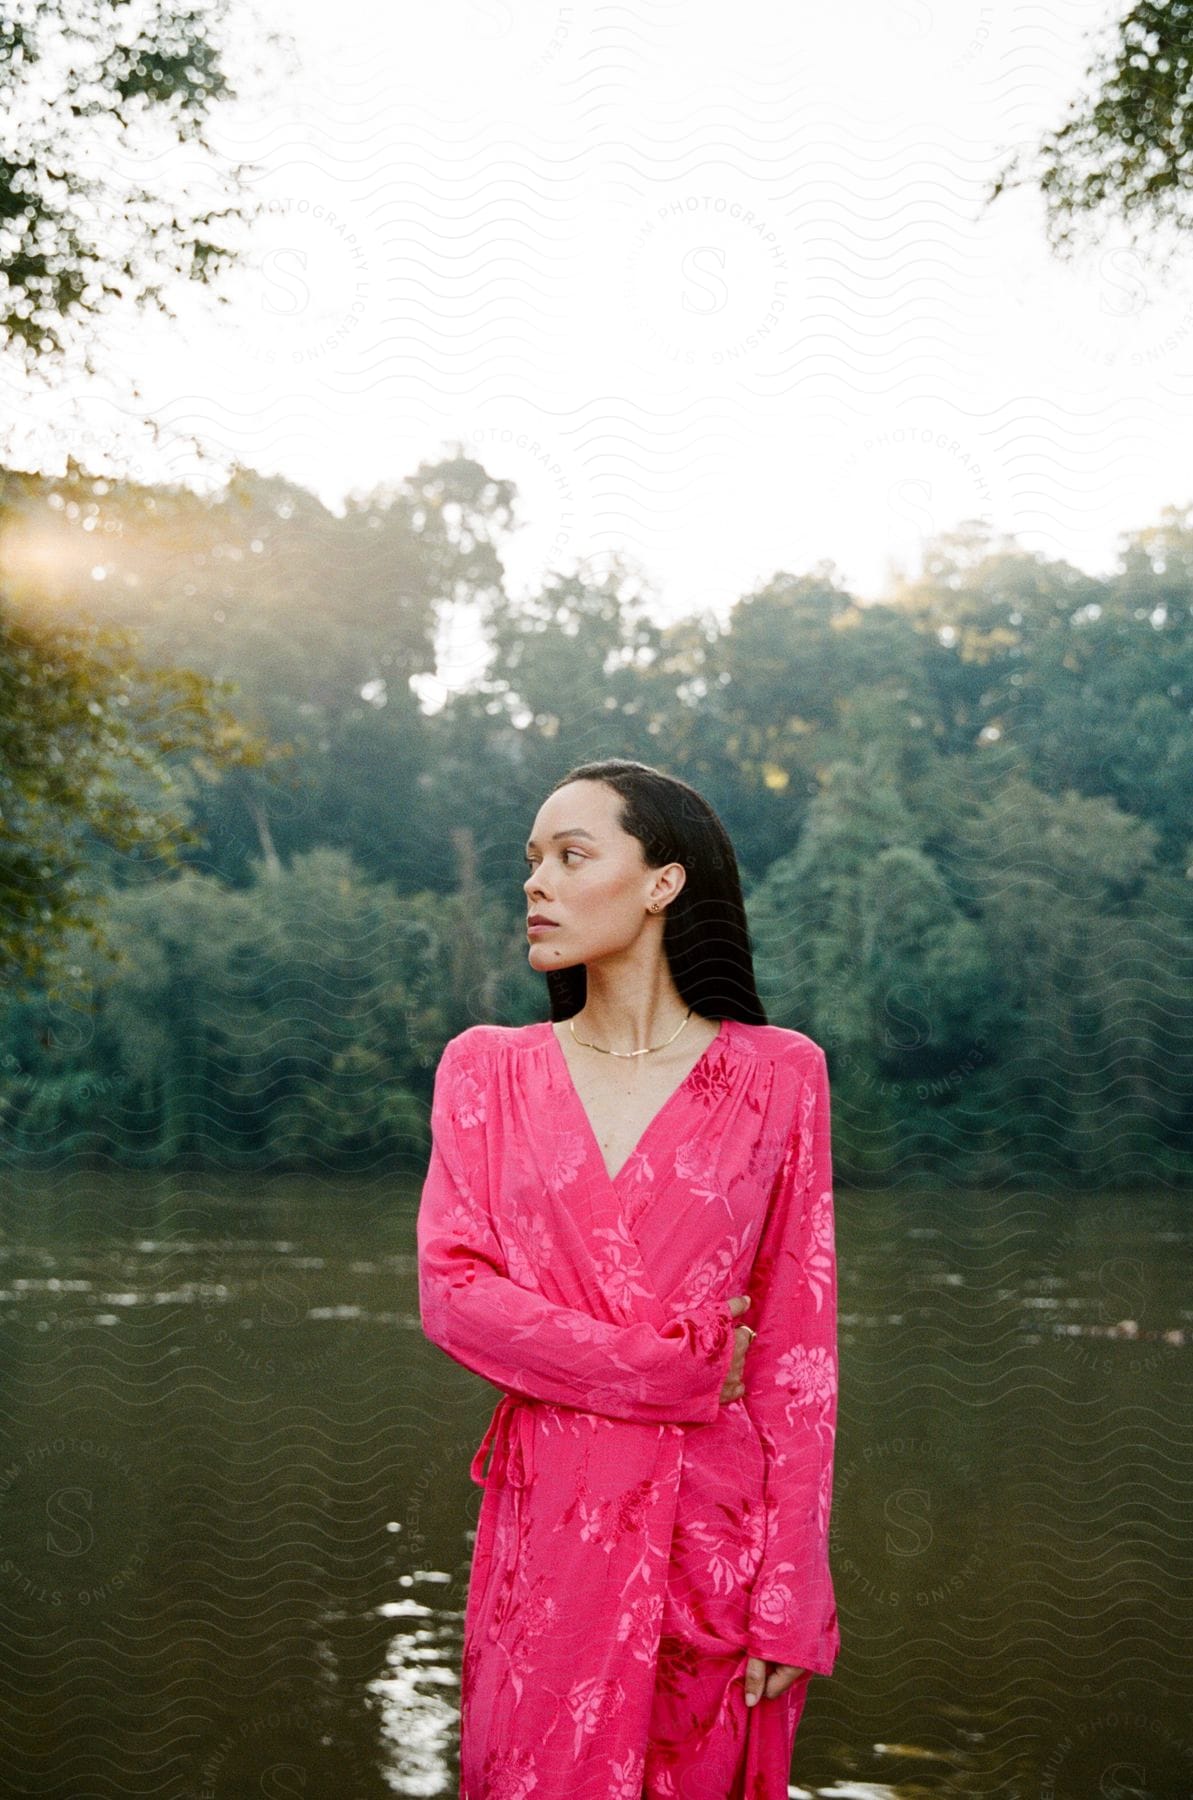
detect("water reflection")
[372,1584,461,1795]
[0,1170,1189,1797]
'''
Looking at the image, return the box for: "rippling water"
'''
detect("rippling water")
[0,1170,1189,1797]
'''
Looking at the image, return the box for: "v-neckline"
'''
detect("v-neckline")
[542,1015,728,1190]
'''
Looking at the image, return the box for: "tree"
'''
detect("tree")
[0,5,290,996]
[988,1,1193,258]
[0,590,273,998]
[1,0,284,373]
[749,750,922,1058]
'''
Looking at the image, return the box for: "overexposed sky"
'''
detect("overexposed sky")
[9,0,1193,691]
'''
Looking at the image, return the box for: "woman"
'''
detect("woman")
[417,758,840,1799]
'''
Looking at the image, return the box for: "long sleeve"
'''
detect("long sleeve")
[743,1042,841,1675]
[417,1032,739,1426]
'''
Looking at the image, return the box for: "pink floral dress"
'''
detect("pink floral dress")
[417,1016,840,1799]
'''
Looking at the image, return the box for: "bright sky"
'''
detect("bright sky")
[10,0,1193,694]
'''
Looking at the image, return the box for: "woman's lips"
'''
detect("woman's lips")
[527,921,558,934]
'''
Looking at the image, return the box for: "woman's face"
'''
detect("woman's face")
[522,780,682,970]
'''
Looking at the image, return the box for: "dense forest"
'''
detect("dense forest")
[1,452,1191,1188]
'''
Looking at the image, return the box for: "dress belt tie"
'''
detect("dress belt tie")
[469,1392,535,1643]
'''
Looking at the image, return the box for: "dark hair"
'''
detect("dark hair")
[538,758,769,1026]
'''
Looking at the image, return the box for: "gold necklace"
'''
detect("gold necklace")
[568,1006,694,1058]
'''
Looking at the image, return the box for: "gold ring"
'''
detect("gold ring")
[741,1325,756,1343]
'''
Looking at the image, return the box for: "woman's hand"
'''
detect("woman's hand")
[718,1294,754,1403]
[744,1657,808,1705]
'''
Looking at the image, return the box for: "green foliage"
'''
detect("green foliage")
[988,1,1193,256]
[3,456,1193,1186]
[0,847,518,1166]
[0,589,272,998]
[0,0,285,371]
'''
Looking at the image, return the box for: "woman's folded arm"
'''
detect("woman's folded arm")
[417,1033,738,1425]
